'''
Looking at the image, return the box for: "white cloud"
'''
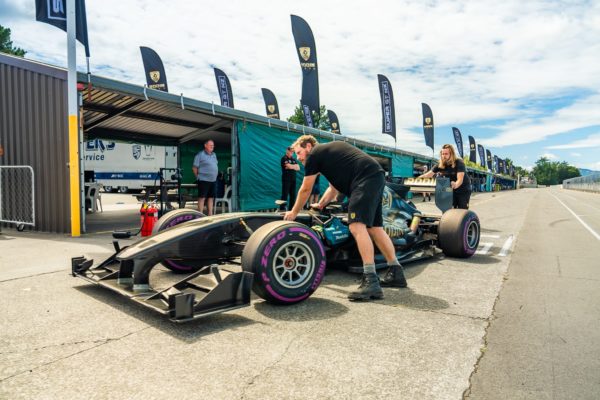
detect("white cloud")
[546,133,600,149]
[570,152,582,157]
[483,95,600,147]
[3,0,600,158]
[575,161,600,171]
[540,153,557,160]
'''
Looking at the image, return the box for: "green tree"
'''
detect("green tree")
[287,104,331,131]
[556,161,580,182]
[532,157,558,185]
[464,158,485,172]
[531,157,581,185]
[514,165,529,177]
[0,25,26,57]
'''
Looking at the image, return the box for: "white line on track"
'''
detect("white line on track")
[476,242,493,255]
[498,235,514,257]
[480,234,500,238]
[557,188,600,212]
[551,194,600,241]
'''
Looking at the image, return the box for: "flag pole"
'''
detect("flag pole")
[67,0,81,236]
[86,56,92,101]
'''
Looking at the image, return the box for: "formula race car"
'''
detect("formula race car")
[72,178,480,322]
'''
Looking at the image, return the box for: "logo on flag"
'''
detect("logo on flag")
[47,0,66,20]
[149,71,160,83]
[299,46,311,61]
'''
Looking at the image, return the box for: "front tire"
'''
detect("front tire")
[241,221,326,305]
[437,209,480,258]
[152,208,205,273]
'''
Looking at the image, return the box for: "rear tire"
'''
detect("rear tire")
[152,208,205,273]
[437,209,480,258]
[241,221,326,305]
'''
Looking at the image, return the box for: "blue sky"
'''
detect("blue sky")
[2,0,599,171]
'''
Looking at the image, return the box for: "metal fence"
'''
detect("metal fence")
[0,166,35,230]
[563,173,600,193]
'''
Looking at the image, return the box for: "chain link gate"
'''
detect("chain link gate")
[0,166,35,231]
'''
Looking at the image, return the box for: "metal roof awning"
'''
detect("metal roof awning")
[80,75,234,147]
[77,72,436,162]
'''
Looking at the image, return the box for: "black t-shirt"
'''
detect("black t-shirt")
[432,158,471,193]
[281,155,297,181]
[304,141,383,195]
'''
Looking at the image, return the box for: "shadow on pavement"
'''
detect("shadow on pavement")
[85,209,140,234]
[480,227,503,234]
[253,297,349,322]
[381,288,450,310]
[440,254,502,265]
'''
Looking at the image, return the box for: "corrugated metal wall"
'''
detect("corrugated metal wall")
[0,54,70,233]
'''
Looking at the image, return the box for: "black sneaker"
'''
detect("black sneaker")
[380,265,408,288]
[348,273,384,300]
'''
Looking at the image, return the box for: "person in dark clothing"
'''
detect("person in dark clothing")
[283,135,407,301]
[308,174,321,207]
[280,147,300,210]
[419,144,472,209]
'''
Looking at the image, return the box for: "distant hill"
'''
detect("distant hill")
[579,168,599,176]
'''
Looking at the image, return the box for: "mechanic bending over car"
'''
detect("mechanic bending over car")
[419,144,472,209]
[283,135,408,301]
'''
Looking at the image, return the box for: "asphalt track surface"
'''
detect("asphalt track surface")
[1,187,598,399]
[467,187,600,400]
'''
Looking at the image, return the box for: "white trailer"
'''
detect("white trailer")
[83,140,177,192]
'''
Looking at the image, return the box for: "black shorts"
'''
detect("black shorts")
[197,180,216,199]
[347,172,384,227]
[453,191,471,209]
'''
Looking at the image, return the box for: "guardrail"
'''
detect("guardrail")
[0,166,35,231]
[563,173,600,193]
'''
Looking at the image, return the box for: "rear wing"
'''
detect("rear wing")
[403,177,452,213]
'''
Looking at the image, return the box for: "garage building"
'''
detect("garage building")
[1,53,432,234]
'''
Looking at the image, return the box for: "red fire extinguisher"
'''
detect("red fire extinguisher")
[140,202,148,227]
[141,203,158,237]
